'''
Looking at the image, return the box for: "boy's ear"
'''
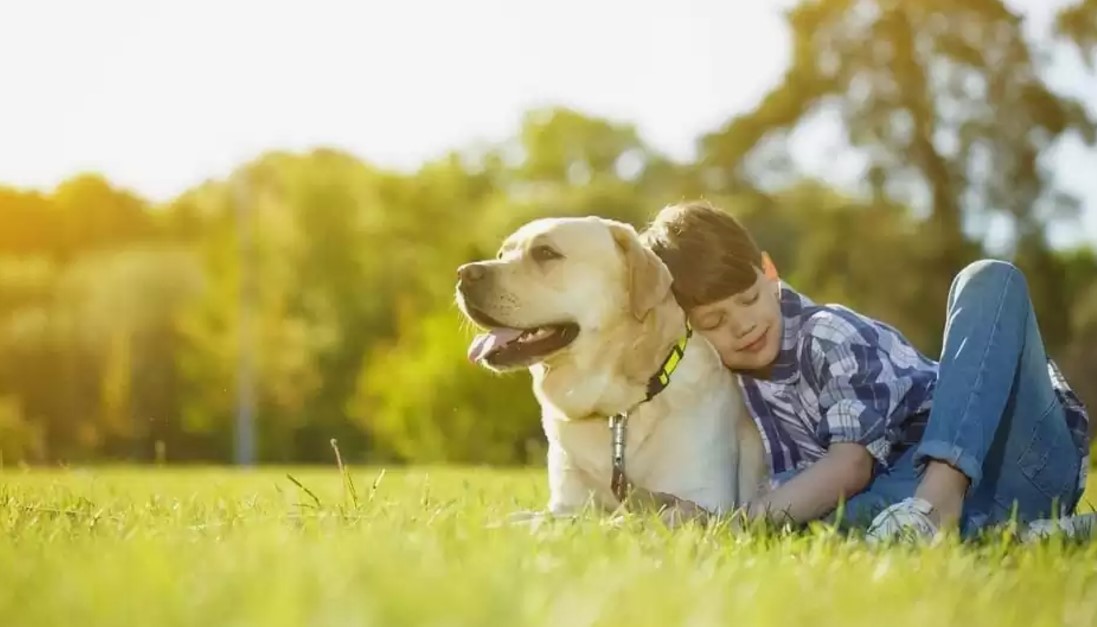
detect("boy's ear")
[761,252,779,281]
[609,221,673,321]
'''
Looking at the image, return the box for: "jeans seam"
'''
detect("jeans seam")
[944,269,1019,489]
[1013,400,1071,501]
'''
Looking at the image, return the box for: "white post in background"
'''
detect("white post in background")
[233,170,257,466]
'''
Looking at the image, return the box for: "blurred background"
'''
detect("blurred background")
[0,0,1094,467]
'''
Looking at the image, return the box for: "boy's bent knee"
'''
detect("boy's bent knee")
[951,259,1030,305]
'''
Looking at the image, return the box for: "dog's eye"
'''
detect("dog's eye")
[530,245,563,262]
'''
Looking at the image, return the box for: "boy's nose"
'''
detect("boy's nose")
[735,323,757,338]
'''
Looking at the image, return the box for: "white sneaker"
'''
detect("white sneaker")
[1020,512,1097,543]
[865,497,939,544]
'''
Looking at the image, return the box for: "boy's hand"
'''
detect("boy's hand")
[617,443,876,531]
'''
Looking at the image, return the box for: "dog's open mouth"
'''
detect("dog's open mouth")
[467,319,580,368]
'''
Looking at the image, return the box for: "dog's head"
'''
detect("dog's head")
[455,216,673,372]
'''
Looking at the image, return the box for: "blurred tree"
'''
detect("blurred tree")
[1055,246,1097,415]
[747,181,939,351]
[0,27,1094,464]
[1058,0,1097,65]
[0,189,61,257]
[701,0,1096,354]
[0,395,43,465]
[53,174,160,259]
[349,303,545,465]
[170,158,335,462]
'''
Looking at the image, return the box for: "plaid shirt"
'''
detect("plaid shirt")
[738,283,1091,494]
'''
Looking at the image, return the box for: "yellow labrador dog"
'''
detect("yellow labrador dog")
[455,216,768,522]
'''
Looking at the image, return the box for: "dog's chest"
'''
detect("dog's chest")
[550,400,739,509]
[553,415,659,484]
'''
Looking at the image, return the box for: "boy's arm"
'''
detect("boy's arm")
[748,314,909,524]
[746,442,874,524]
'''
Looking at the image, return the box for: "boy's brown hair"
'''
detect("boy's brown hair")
[640,201,764,310]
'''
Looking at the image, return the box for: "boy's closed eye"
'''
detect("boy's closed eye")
[698,313,724,331]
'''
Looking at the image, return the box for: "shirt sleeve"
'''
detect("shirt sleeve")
[804,315,914,466]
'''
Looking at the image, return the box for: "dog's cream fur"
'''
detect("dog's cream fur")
[456,216,768,517]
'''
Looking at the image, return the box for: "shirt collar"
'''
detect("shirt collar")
[766,281,814,384]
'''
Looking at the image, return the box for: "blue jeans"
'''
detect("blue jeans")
[779,260,1084,536]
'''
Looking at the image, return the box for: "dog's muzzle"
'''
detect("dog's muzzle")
[456,261,494,301]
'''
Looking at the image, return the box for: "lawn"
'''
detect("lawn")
[2,465,1096,627]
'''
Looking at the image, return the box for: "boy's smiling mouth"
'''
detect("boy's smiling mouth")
[739,327,769,353]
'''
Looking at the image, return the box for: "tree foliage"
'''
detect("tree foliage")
[0,1,1094,465]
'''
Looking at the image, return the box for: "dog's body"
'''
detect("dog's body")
[540,339,768,515]
[456,216,768,518]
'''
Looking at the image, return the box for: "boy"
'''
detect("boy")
[640,201,1091,540]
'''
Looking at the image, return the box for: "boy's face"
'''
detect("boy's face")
[686,254,782,372]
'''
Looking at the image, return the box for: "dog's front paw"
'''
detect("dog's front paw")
[656,500,712,529]
[622,482,712,528]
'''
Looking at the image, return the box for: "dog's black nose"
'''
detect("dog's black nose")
[457,263,486,283]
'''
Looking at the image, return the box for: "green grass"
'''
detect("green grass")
[2,465,1096,627]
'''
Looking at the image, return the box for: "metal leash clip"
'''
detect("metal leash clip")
[609,413,629,503]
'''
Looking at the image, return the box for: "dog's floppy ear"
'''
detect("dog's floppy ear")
[608,221,673,321]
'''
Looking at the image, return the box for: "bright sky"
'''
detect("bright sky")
[1,0,1094,248]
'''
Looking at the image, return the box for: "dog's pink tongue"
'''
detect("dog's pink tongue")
[468,328,524,362]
